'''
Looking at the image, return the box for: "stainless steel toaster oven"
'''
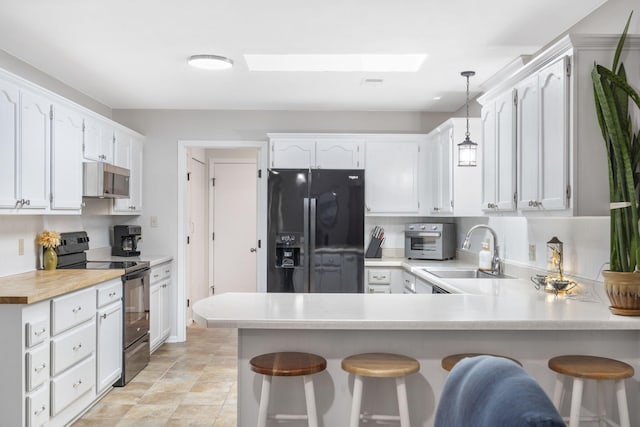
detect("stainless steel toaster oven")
[404,223,455,260]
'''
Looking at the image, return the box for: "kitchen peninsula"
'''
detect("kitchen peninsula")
[193,276,640,427]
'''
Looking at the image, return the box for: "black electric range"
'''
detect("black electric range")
[60,260,150,274]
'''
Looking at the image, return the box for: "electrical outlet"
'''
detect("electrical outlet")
[18,238,24,256]
[150,216,159,228]
[528,244,536,262]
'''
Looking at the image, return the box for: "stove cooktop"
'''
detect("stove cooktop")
[60,260,150,274]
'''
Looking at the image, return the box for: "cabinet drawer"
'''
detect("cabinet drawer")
[26,384,49,427]
[367,284,391,294]
[50,355,95,416]
[97,279,122,308]
[150,263,171,284]
[367,269,391,284]
[51,288,94,335]
[51,320,96,376]
[26,345,49,392]
[26,319,49,348]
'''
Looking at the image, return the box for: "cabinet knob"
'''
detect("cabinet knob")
[366,205,371,212]
[73,379,83,388]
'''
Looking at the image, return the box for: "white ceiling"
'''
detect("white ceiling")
[0,0,607,112]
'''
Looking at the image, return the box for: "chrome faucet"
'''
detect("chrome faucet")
[462,224,502,275]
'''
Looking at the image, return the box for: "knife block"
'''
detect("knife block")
[365,237,383,258]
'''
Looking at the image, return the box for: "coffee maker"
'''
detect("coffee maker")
[112,225,142,257]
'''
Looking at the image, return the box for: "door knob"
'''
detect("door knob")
[250,248,257,252]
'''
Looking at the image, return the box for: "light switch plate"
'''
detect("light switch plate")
[528,244,536,262]
[150,216,159,227]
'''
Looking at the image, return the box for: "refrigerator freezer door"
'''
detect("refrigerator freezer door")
[309,170,365,292]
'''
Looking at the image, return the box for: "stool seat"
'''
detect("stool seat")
[342,353,420,378]
[442,353,522,372]
[548,355,634,380]
[250,351,327,376]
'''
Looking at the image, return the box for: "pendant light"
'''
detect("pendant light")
[458,70,477,167]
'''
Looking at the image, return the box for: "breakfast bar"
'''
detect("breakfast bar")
[193,288,640,427]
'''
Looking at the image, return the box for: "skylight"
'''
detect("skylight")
[244,54,427,72]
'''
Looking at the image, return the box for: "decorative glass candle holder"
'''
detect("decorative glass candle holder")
[546,236,564,279]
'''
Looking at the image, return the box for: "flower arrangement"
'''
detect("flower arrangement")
[36,230,61,249]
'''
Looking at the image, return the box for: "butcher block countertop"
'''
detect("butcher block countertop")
[0,269,124,304]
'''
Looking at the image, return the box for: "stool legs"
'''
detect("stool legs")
[349,375,364,427]
[552,376,564,409]
[303,375,319,427]
[396,377,410,427]
[615,380,630,427]
[257,375,272,427]
[568,378,584,427]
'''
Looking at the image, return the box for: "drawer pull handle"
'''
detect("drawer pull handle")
[101,313,108,320]
[34,327,47,336]
[34,362,47,373]
[153,274,159,279]
[109,292,117,297]
[73,343,83,351]
[72,306,82,313]
[73,379,83,388]
[164,269,170,274]
[34,405,46,416]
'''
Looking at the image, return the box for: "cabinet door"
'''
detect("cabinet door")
[0,80,19,208]
[97,302,122,393]
[315,139,363,169]
[365,141,420,214]
[101,125,114,164]
[481,104,497,212]
[161,282,171,340]
[20,89,50,209]
[149,283,162,351]
[129,137,143,213]
[112,131,133,212]
[495,90,517,211]
[51,104,83,210]
[539,57,569,210]
[516,74,539,210]
[83,117,102,161]
[270,139,315,168]
[431,128,453,214]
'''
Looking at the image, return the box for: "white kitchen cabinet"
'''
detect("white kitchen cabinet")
[83,116,114,163]
[427,118,482,217]
[365,139,421,215]
[481,90,517,212]
[51,103,83,211]
[0,79,20,208]
[415,276,433,294]
[96,301,122,393]
[113,131,143,214]
[516,73,540,210]
[269,135,363,169]
[150,261,172,352]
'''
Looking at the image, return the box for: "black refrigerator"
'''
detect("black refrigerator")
[267,169,364,293]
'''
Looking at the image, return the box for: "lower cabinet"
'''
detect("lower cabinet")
[150,261,172,352]
[0,277,123,427]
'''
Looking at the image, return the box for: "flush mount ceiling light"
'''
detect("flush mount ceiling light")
[458,70,478,167]
[187,54,234,70]
[244,54,427,72]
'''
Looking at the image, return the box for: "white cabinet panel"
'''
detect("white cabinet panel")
[51,104,83,210]
[516,74,540,210]
[150,278,171,352]
[365,141,420,214]
[315,139,363,169]
[26,345,49,392]
[19,89,50,210]
[83,117,113,162]
[50,355,95,416]
[495,92,517,211]
[97,279,122,308]
[0,80,19,208]
[26,318,49,348]
[430,128,453,214]
[96,302,122,393]
[50,320,96,376]
[270,139,315,168]
[26,384,49,427]
[51,288,95,335]
[113,133,143,214]
[481,105,496,211]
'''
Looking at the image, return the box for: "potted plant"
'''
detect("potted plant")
[36,230,61,270]
[592,12,640,314]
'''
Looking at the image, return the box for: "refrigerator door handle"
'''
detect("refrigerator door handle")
[303,197,310,293]
[309,197,317,293]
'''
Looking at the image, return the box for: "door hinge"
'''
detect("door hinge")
[187,236,190,244]
[258,239,262,249]
[513,91,518,106]
[451,200,454,208]
[513,192,518,203]
[566,184,572,200]
[82,120,85,132]
[187,299,190,307]
[417,145,421,153]
[258,169,262,178]
[212,232,215,241]
[417,201,420,209]
[211,177,215,186]
[49,105,54,120]
[49,193,53,203]
[187,172,191,181]
[566,56,571,77]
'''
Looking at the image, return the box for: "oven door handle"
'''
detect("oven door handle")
[409,232,441,238]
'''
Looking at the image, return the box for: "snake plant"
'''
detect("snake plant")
[592,12,640,272]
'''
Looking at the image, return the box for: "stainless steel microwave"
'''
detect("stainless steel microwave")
[405,223,455,260]
[83,162,130,198]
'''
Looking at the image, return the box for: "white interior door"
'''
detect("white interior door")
[187,155,208,321]
[211,161,257,294]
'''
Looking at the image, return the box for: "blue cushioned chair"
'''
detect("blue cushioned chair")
[435,355,565,427]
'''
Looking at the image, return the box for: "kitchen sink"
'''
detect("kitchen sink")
[423,268,515,279]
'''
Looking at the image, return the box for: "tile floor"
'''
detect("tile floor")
[72,325,238,427]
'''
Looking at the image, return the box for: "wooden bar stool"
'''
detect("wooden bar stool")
[441,353,522,372]
[342,353,420,427]
[548,355,634,427]
[250,351,327,427]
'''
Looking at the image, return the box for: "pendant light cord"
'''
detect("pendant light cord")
[465,74,470,139]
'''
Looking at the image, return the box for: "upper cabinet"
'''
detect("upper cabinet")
[83,117,114,163]
[427,118,482,217]
[0,80,20,208]
[51,103,83,211]
[112,130,143,214]
[478,34,640,216]
[269,135,363,169]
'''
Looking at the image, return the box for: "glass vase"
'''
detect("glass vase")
[43,247,58,270]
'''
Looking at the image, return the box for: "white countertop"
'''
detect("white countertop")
[87,247,172,267]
